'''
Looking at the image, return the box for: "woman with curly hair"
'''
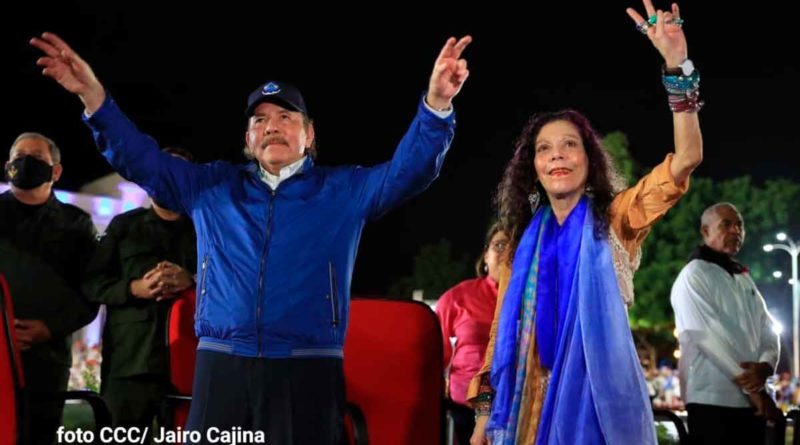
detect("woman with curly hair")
[468,1,703,443]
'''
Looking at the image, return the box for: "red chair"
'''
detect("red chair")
[164,288,198,431]
[1,272,111,444]
[161,288,368,444]
[1,273,25,444]
[343,297,445,445]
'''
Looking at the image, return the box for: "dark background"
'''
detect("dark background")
[4,1,799,295]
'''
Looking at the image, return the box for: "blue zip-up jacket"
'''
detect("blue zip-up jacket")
[84,95,455,359]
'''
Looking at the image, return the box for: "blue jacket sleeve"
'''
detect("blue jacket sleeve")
[83,95,232,214]
[354,95,456,220]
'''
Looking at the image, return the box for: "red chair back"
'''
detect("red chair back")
[343,298,444,445]
[167,288,198,429]
[1,273,25,445]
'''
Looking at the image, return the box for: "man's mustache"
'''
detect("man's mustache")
[261,137,289,149]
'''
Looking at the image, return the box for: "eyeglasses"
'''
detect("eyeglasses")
[489,240,508,253]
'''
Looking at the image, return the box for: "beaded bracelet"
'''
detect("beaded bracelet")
[662,69,703,113]
[473,374,495,419]
[474,398,492,419]
[668,90,703,113]
[662,70,700,94]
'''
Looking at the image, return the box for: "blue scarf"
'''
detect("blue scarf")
[488,197,655,444]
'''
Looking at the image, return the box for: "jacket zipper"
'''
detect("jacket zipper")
[256,188,276,357]
[254,168,304,356]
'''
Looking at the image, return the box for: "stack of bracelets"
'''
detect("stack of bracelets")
[474,374,493,418]
[662,66,703,113]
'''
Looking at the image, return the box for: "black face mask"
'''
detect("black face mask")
[5,156,54,190]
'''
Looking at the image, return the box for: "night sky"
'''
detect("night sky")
[4,2,800,295]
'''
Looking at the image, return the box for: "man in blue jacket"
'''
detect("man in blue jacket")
[32,32,471,443]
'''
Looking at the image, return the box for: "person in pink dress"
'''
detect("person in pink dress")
[437,223,509,445]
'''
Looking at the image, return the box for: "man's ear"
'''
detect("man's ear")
[304,122,315,149]
[52,164,63,182]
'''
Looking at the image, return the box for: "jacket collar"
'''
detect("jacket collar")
[690,244,748,276]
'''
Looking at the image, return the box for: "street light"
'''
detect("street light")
[764,233,800,376]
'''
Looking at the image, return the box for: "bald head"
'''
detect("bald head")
[701,202,745,256]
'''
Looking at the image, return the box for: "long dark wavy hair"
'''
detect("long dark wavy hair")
[495,109,625,248]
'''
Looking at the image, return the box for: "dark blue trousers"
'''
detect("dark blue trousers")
[186,350,344,445]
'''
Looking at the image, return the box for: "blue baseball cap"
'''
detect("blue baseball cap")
[245,81,308,117]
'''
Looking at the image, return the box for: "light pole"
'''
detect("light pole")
[764,232,800,376]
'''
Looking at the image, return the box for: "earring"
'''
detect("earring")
[528,189,541,213]
[584,184,594,199]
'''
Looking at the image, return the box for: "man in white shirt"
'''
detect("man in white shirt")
[671,202,780,445]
